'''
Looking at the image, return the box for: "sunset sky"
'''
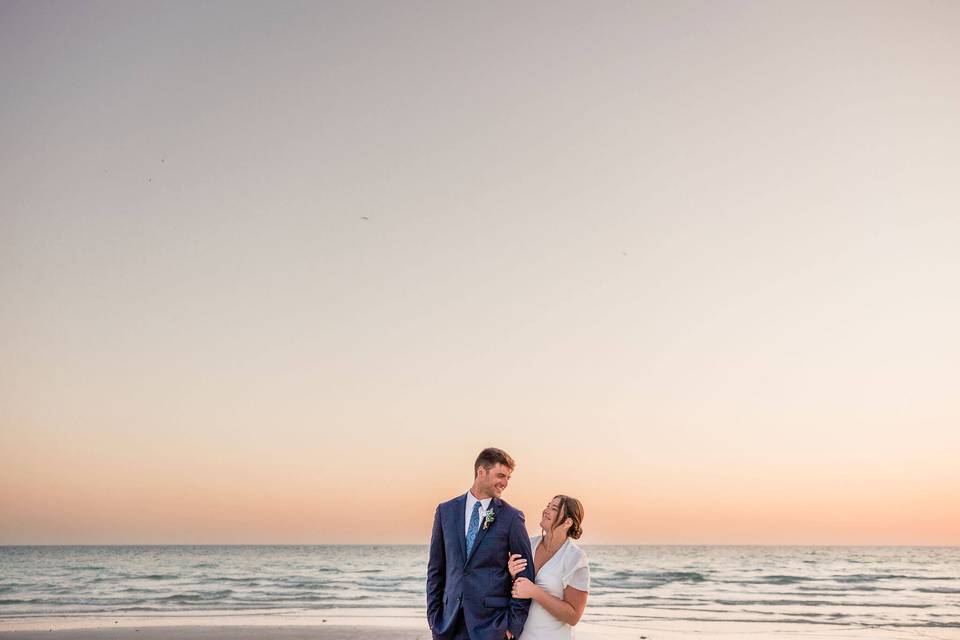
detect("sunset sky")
[2,1,958,546]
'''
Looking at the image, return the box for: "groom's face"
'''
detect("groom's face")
[476,463,512,499]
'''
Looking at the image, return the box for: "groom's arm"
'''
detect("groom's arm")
[506,510,534,638]
[426,505,445,628]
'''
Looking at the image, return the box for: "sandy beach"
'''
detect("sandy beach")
[4,616,960,640]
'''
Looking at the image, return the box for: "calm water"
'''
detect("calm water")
[1,545,958,631]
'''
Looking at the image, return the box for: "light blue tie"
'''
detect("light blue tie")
[466,500,482,557]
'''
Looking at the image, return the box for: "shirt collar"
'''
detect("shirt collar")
[466,491,493,513]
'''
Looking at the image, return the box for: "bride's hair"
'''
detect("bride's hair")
[548,495,585,540]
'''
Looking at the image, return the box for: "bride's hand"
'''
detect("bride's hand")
[507,553,527,578]
[511,577,537,599]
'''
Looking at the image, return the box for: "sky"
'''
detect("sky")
[1,0,958,546]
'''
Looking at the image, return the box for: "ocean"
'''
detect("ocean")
[1,545,958,632]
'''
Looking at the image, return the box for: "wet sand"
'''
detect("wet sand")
[0,627,435,640]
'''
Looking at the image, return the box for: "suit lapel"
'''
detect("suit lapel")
[454,494,467,565]
[465,497,501,566]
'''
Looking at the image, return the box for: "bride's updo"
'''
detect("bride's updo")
[552,495,585,540]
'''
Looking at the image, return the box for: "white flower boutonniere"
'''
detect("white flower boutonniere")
[482,509,496,531]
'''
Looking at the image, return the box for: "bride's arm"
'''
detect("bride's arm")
[511,580,587,626]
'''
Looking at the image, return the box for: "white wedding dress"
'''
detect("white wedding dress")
[518,535,590,640]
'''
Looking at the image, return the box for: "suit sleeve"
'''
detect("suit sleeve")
[426,505,445,629]
[507,510,535,637]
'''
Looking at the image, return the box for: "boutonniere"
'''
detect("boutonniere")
[482,509,496,530]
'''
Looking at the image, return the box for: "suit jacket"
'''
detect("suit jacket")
[426,494,535,640]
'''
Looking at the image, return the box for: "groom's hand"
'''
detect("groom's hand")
[505,632,513,639]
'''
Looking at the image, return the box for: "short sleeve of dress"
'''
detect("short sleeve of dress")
[561,544,590,592]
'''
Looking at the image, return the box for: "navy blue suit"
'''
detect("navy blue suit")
[427,494,535,640]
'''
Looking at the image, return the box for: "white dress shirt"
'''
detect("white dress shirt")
[464,491,493,537]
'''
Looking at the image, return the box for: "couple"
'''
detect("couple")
[427,448,589,640]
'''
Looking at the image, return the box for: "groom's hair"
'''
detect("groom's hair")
[474,447,515,477]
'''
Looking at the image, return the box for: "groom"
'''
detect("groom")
[427,447,536,640]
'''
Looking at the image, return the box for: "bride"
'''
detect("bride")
[509,495,589,639]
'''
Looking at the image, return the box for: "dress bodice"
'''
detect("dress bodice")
[518,535,589,640]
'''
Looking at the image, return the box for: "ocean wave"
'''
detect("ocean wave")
[833,574,953,583]
[713,598,933,609]
[3,545,957,630]
[197,576,264,584]
[229,594,371,603]
[264,579,339,590]
[269,582,336,591]
[723,575,815,585]
[160,590,234,602]
[351,573,420,582]
[797,585,904,592]
[715,598,839,607]
[358,586,424,595]
[593,570,706,587]
[0,598,149,606]
[884,621,960,629]
[591,612,850,627]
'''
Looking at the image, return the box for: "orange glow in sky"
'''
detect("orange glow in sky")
[2,2,959,545]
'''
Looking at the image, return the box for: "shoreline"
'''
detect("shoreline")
[0,627,425,640]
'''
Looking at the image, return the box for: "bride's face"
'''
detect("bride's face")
[539,497,563,531]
